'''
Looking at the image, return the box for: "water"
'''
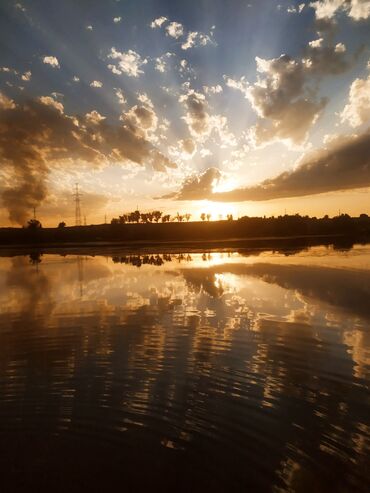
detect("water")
[0,244,369,492]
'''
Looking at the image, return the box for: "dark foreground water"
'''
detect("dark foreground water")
[0,244,369,492]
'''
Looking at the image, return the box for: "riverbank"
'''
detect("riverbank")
[0,215,369,248]
[0,233,366,258]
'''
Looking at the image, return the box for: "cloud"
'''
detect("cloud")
[151,20,215,50]
[181,27,217,50]
[15,2,26,12]
[155,57,167,73]
[203,84,223,95]
[0,93,176,224]
[168,138,197,160]
[349,0,370,19]
[179,58,192,75]
[42,56,60,68]
[200,148,212,158]
[38,95,64,113]
[178,87,236,146]
[114,87,126,105]
[210,129,370,201]
[303,38,349,74]
[165,129,370,202]
[150,16,167,28]
[310,0,370,20]
[341,63,370,127]
[224,75,249,96]
[242,263,370,321]
[86,25,93,30]
[179,89,212,138]
[85,110,106,124]
[0,67,16,74]
[180,138,196,155]
[226,39,350,147]
[113,16,122,23]
[287,3,305,13]
[165,22,184,39]
[0,92,15,110]
[21,70,31,81]
[310,0,347,19]
[161,167,221,200]
[154,52,173,73]
[248,54,326,146]
[181,31,197,50]
[90,80,103,88]
[108,48,147,77]
[211,114,237,147]
[121,104,158,137]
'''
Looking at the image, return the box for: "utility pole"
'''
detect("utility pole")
[33,207,36,220]
[74,183,82,226]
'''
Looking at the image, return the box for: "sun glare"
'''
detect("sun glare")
[198,200,237,220]
[212,177,237,194]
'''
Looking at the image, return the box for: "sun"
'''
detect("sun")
[197,200,237,221]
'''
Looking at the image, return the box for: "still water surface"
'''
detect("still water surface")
[0,245,369,492]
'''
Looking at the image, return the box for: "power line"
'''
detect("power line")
[74,183,82,226]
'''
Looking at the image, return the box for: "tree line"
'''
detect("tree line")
[110,210,234,225]
[24,212,368,230]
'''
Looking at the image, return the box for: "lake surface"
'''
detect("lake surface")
[0,244,369,492]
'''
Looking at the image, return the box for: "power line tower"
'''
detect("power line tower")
[74,183,82,226]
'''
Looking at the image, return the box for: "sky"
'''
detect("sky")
[0,0,369,226]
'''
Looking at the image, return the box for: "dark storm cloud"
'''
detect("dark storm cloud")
[0,93,176,224]
[168,130,369,202]
[160,167,221,200]
[211,129,370,202]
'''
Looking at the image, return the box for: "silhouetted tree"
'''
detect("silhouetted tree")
[27,219,42,229]
[128,210,140,223]
[58,221,66,228]
[200,213,206,221]
[153,211,162,223]
[206,213,211,221]
[185,213,191,222]
[162,214,171,223]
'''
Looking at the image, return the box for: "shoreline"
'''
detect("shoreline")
[0,233,366,257]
